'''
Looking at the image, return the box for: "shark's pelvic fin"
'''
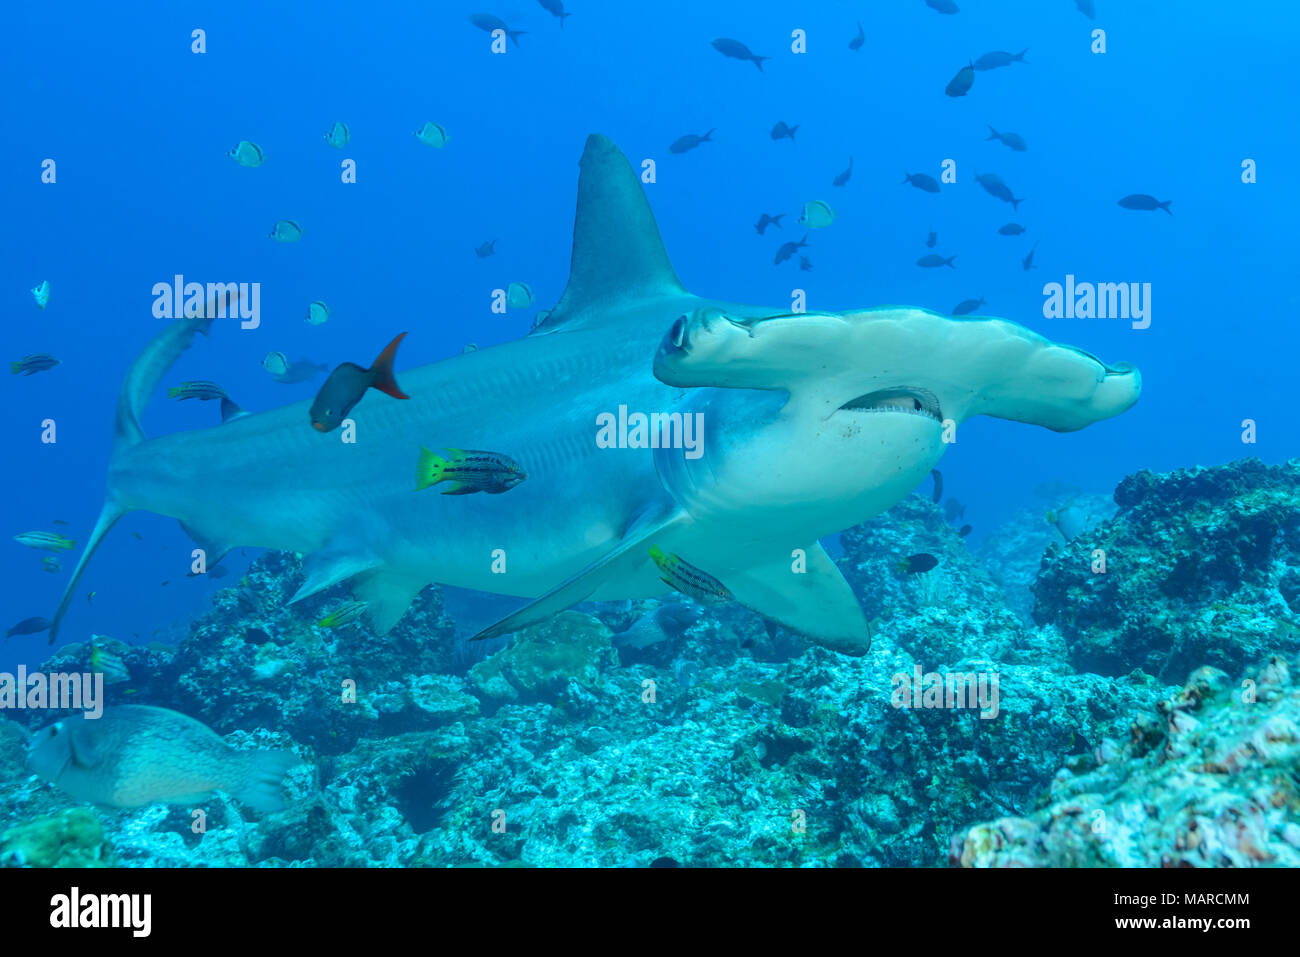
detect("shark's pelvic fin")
[351,568,429,634]
[178,520,234,568]
[726,543,871,657]
[470,502,685,642]
[288,545,384,605]
[535,133,687,333]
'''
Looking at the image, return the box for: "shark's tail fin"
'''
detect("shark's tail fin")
[49,290,240,644]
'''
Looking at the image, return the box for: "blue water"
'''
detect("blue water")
[1,0,1295,673]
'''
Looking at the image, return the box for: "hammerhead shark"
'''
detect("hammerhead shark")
[49,134,1141,654]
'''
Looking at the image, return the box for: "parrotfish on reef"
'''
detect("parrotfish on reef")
[470,14,526,47]
[45,135,1141,658]
[227,140,265,167]
[711,38,769,71]
[309,333,410,433]
[415,448,528,494]
[649,546,733,603]
[669,130,714,154]
[10,354,59,376]
[316,601,369,629]
[26,705,298,811]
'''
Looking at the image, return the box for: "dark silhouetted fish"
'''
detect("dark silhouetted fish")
[770,121,798,142]
[669,130,714,154]
[799,255,813,272]
[903,171,941,193]
[986,127,1027,151]
[958,524,972,537]
[930,469,943,503]
[917,254,956,269]
[944,499,966,522]
[310,332,410,433]
[537,0,570,28]
[926,231,938,248]
[774,235,808,265]
[10,354,59,376]
[470,13,526,46]
[6,616,52,639]
[898,553,939,574]
[926,0,960,13]
[998,223,1026,236]
[833,157,853,186]
[975,172,1023,209]
[1118,194,1172,215]
[754,213,784,235]
[945,63,975,97]
[849,22,864,50]
[712,38,769,71]
[613,602,704,651]
[952,296,986,315]
[1022,241,1039,271]
[974,49,1028,70]
[475,239,496,258]
[1075,0,1096,20]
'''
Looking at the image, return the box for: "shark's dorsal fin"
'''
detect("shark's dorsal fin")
[534,134,686,333]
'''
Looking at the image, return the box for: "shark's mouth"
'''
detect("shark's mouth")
[838,387,943,422]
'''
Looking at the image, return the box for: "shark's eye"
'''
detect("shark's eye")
[669,316,687,349]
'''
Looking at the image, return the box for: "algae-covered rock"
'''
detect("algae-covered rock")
[0,808,114,867]
[469,612,614,704]
[408,674,480,723]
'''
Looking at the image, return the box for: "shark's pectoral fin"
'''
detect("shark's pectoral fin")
[178,520,234,567]
[471,503,685,642]
[728,543,870,657]
[351,568,428,635]
[288,544,383,605]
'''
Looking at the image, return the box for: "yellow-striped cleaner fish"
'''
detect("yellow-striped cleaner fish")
[316,600,368,628]
[14,531,77,553]
[26,705,298,811]
[648,545,732,603]
[167,380,228,401]
[414,447,527,495]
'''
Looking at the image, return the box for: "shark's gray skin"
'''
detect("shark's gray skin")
[50,134,1141,654]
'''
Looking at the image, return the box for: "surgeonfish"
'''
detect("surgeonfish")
[1022,241,1039,272]
[26,705,299,811]
[309,332,410,433]
[711,38,769,71]
[975,172,1023,210]
[415,447,528,495]
[324,121,350,149]
[227,140,266,167]
[268,220,304,242]
[415,121,450,148]
[998,223,1026,236]
[986,127,1027,152]
[770,121,799,142]
[926,231,938,248]
[537,0,571,28]
[799,256,813,271]
[475,239,497,258]
[848,22,864,51]
[833,157,854,186]
[648,546,732,603]
[10,354,60,376]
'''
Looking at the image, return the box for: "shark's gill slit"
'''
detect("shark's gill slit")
[839,388,942,421]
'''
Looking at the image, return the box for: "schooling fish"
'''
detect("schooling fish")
[167,380,228,401]
[649,546,732,603]
[269,219,304,242]
[227,140,265,167]
[711,38,769,71]
[903,171,941,194]
[669,130,714,154]
[1118,194,1173,215]
[309,332,410,433]
[833,157,853,186]
[898,553,939,575]
[986,127,1027,152]
[305,301,330,326]
[10,354,60,376]
[975,172,1023,210]
[849,22,864,51]
[14,532,76,553]
[774,235,808,265]
[415,447,527,495]
[974,49,1028,70]
[952,296,986,315]
[316,600,369,629]
[754,213,784,235]
[5,616,52,639]
[945,63,975,97]
[1022,241,1039,272]
[926,231,938,248]
[31,280,50,310]
[917,254,956,269]
[470,14,526,46]
[415,121,450,148]
[475,239,497,258]
[537,0,571,27]
[998,223,1026,236]
[798,200,836,229]
[323,121,350,149]
[26,705,298,811]
[770,121,799,142]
